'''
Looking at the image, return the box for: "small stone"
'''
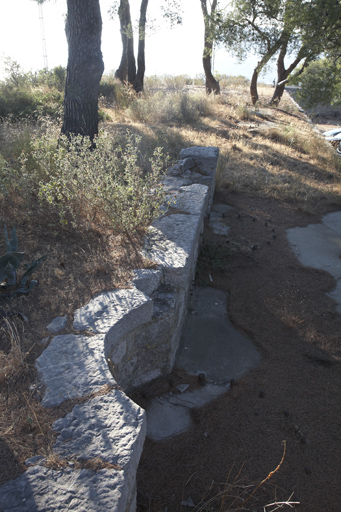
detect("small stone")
[283,409,290,417]
[46,315,68,334]
[176,384,189,393]
[300,436,308,445]
[304,466,312,475]
[181,497,195,508]
[198,373,206,386]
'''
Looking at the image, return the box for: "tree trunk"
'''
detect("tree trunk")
[115,0,136,85]
[200,0,220,95]
[270,45,287,106]
[249,31,288,105]
[62,0,104,142]
[269,42,309,106]
[250,68,259,105]
[133,0,149,93]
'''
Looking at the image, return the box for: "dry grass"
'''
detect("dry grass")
[0,82,340,489]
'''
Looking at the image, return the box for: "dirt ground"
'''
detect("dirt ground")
[135,193,341,511]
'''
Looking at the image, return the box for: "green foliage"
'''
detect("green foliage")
[291,59,341,108]
[0,59,65,120]
[0,225,47,296]
[19,130,169,234]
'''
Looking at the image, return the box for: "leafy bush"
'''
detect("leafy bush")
[0,59,64,120]
[291,58,341,108]
[19,130,169,234]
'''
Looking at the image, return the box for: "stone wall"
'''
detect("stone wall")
[0,146,219,512]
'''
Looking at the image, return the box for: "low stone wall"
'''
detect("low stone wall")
[0,146,219,512]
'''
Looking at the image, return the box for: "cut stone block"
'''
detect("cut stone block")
[0,466,131,512]
[35,333,115,407]
[73,288,153,335]
[53,390,146,471]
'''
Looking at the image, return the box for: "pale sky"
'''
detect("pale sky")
[0,0,275,82]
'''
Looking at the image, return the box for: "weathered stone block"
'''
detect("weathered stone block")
[36,334,115,407]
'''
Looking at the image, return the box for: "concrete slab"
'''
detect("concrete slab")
[177,287,261,384]
[146,384,229,441]
[287,212,341,311]
[209,204,232,236]
[146,287,261,441]
[286,222,341,280]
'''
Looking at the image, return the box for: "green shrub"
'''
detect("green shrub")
[0,59,64,120]
[19,130,169,234]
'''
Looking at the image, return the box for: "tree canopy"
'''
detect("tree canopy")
[213,0,341,105]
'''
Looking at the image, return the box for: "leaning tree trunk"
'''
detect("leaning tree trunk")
[133,0,149,93]
[62,0,104,142]
[200,0,220,95]
[115,0,136,85]
[269,42,310,106]
[250,34,286,105]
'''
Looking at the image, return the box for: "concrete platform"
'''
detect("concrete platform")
[287,212,341,312]
[146,287,261,441]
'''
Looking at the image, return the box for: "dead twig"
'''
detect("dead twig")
[236,441,287,511]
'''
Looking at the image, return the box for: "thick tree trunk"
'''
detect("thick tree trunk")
[133,0,149,93]
[62,0,104,142]
[200,0,220,95]
[115,0,136,85]
[203,53,220,94]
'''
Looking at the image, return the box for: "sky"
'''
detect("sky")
[0,0,275,83]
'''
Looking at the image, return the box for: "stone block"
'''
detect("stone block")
[0,466,129,512]
[35,334,115,407]
[53,390,146,471]
[73,288,153,334]
[132,269,162,297]
[180,146,219,175]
